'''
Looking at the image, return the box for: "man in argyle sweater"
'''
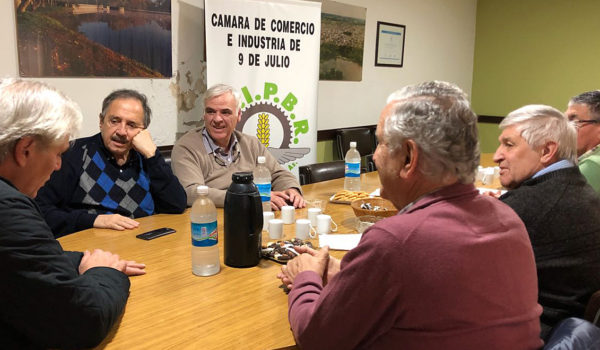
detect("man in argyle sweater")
[36,89,186,237]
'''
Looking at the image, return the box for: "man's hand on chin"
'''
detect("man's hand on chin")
[132,129,157,158]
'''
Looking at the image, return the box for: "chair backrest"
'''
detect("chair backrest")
[158,145,173,166]
[585,290,600,326]
[299,160,346,185]
[543,318,600,350]
[336,127,375,160]
[366,153,377,172]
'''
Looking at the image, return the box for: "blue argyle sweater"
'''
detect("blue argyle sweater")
[36,133,187,237]
[75,143,154,216]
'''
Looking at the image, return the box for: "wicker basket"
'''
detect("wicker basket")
[350,197,398,218]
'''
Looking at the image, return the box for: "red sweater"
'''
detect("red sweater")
[288,183,543,350]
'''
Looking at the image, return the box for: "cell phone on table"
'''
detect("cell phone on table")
[136,227,176,240]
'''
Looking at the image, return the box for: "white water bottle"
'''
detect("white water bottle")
[191,185,220,276]
[344,141,361,191]
[254,156,272,212]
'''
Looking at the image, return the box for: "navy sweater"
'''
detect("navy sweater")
[36,133,186,237]
[500,166,600,339]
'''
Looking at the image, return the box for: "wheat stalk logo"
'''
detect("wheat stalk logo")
[256,113,270,147]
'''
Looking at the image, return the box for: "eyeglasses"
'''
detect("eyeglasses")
[106,116,144,132]
[202,132,240,167]
[571,119,600,129]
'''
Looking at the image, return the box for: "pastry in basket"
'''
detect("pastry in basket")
[332,190,370,202]
[261,239,314,264]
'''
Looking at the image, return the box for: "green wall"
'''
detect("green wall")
[317,139,337,163]
[472,0,600,152]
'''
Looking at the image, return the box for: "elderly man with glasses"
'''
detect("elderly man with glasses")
[566,90,600,193]
[172,84,303,209]
[36,89,187,237]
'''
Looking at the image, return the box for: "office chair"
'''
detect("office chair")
[366,154,377,172]
[299,160,345,185]
[335,127,375,160]
[158,145,173,166]
[336,127,376,172]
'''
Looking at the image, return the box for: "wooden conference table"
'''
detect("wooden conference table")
[58,154,500,349]
[58,172,383,350]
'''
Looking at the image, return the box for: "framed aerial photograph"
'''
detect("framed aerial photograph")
[14,1,172,78]
[375,21,405,67]
[319,0,366,81]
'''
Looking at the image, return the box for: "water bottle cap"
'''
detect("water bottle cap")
[232,172,254,184]
[196,185,208,195]
[350,141,357,148]
[257,156,266,164]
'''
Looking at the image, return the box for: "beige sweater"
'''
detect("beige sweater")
[172,128,301,207]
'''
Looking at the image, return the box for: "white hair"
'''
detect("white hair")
[500,104,577,163]
[0,79,82,162]
[204,83,242,111]
[383,81,479,184]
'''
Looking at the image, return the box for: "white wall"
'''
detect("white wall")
[0,0,205,146]
[0,0,477,143]
[317,0,477,130]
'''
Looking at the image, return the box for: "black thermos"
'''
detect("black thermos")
[224,172,263,267]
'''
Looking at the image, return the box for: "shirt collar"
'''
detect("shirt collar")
[532,159,575,179]
[201,128,239,165]
[579,144,600,161]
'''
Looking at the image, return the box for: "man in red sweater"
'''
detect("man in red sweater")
[278,81,543,349]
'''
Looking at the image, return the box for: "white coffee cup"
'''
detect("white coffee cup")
[268,219,284,239]
[316,214,338,235]
[295,219,316,240]
[263,211,274,231]
[308,207,322,227]
[476,166,484,182]
[482,168,495,185]
[281,205,295,224]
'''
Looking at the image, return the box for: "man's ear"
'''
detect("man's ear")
[399,140,419,178]
[99,114,104,130]
[13,136,36,167]
[237,109,242,123]
[540,140,559,166]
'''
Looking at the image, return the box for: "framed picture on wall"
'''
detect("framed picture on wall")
[14,1,172,77]
[375,21,406,67]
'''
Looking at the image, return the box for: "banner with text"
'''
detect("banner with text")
[205,0,321,175]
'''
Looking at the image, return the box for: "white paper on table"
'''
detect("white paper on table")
[477,187,507,196]
[370,188,380,196]
[319,234,362,251]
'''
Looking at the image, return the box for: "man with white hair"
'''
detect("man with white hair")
[277,81,543,349]
[566,90,600,192]
[0,79,145,349]
[493,104,600,339]
[172,83,303,209]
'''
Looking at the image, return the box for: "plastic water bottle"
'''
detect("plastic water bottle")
[191,185,220,276]
[254,156,272,212]
[344,141,361,191]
